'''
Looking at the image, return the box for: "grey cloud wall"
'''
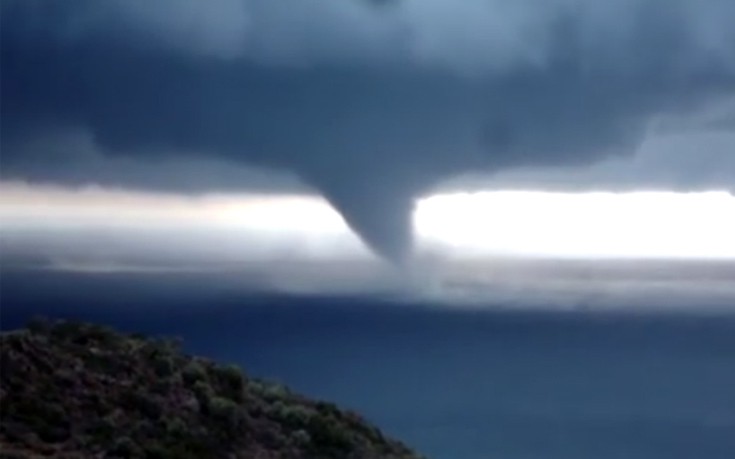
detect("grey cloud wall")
[1,0,734,261]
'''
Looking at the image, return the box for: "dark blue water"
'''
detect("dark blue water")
[2,270,735,458]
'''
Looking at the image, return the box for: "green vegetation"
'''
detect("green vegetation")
[0,318,424,458]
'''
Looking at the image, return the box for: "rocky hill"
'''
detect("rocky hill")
[0,319,424,459]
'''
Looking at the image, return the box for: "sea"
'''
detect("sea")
[2,269,734,459]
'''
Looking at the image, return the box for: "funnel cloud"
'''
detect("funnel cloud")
[1,0,734,260]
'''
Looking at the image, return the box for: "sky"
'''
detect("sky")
[1,0,734,263]
[1,0,734,294]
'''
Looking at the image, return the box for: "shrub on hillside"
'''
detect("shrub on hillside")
[181,360,208,386]
[1,319,424,459]
[211,364,246,402]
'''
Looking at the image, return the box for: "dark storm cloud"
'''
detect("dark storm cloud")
[449,131,735,192]
[1,0,734,261]
[0,128,305,193]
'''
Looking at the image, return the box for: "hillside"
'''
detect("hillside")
[0,319,424,459]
